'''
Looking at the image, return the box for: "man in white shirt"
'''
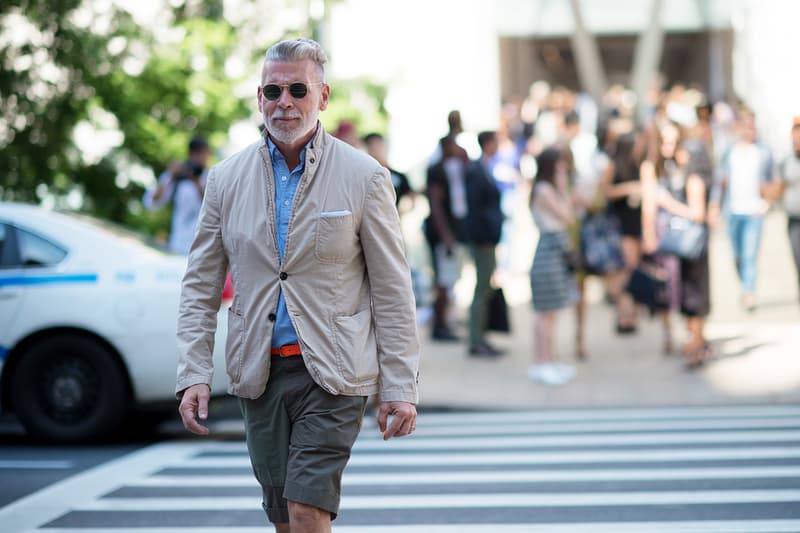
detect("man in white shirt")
[709,111,774,310]
[143,136,211,254]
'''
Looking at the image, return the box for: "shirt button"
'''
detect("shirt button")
[281,176,287,182]
[279,272,288,280]
[284,200,290,206]
[268,313,276,321]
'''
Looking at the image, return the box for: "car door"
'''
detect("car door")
[0,223,68,343]
[0,223,25,344]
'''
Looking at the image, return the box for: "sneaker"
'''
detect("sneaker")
[432,325,459,342]
[527,363,569,385]
[553,362,576,380]
[468,343,504,358]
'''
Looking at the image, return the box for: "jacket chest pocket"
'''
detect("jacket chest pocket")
[315,212,356,263]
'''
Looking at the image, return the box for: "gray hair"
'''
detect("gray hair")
[264,38,327,81]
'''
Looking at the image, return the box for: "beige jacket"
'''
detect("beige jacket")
[176,126,420,403]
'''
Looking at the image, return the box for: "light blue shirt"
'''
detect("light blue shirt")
[267,136,310,348]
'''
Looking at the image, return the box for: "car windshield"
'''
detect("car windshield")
[62,212,175,255]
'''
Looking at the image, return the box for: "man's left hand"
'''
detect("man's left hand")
[377,401,417,440]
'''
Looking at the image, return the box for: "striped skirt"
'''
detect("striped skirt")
[530,231,577,312]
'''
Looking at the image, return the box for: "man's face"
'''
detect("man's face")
[258,59,329,146]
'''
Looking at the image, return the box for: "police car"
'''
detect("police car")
[0,202,228,443]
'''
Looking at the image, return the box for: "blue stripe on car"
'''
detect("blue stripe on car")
[0,273,98,287]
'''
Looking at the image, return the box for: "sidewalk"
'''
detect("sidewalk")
[415,209,800,410]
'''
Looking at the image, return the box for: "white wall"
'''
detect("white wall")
[328,0,500,184]
[732,0,800,159]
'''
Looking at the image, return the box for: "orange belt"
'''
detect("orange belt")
[271,343,302,357]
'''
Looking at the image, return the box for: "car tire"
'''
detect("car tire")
[10,334,130,443]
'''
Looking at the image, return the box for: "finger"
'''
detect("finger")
[383,414,406,441]
[376,405,389,433]
[196,389,210,421]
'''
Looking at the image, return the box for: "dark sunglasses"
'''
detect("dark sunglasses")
[261,82,323,101]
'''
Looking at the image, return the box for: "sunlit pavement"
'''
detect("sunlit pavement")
[406,190,800,410]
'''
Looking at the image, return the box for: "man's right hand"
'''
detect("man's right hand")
[178,384,211,435]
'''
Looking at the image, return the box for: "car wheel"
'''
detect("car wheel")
[10,334,130,443]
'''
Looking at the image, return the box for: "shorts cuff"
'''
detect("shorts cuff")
[284,481,340,520]
[264,501,289,524]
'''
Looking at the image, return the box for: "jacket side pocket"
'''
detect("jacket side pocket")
[225,308,245,384]
[333,308,378,384]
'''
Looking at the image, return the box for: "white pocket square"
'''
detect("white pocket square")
[319,210,352,218]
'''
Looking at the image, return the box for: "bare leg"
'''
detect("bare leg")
[660,310,673,355]
[575,277,587,360]
[287,501,331,533]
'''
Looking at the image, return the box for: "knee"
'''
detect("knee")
[288,501,329,526]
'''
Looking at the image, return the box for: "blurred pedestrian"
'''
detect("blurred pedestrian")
[709,110,775,311]
[363,132,414,210]
[465,130,504,357]
[774,116,800,302]
[143,135,211,254]
[424,135,469,341]
[642,121,712,368]
[528,148,577,385]
[175,38,419,532]
[333,119,362,149]
[601,129,645,333]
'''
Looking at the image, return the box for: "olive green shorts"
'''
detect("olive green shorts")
[239,355,367,524]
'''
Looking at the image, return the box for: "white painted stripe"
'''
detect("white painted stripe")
[350,430,800,450]
[0,442,200,533]
[177,447,800,467]
[203,417,800,449]
[78,489,800,511]
[28,523,800,533]
[129,466,800,487]
[0,460,73,469]
[411,406,800,425]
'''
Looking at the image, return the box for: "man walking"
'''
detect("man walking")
[465,130,504,356]
[176,38,420,532]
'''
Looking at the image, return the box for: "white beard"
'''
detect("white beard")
[265,114,316,145]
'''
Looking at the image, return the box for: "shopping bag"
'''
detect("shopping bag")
[486,287,510,333]
[626,261,669,310]
[580,212,625,274]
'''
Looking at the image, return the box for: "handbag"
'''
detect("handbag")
[626,261,669,310]
[658,216,707,259]
[486,287,510,333]
[580,212,624,275]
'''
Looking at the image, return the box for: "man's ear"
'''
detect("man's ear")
[319,84,331,111]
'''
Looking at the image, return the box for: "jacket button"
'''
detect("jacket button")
[309,157,315,164]
[268,313,276,321]
[279,272,288,280]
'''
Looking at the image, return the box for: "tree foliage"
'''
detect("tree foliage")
[0,0,387,238]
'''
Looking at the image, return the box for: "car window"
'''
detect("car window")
[16,227,67,267]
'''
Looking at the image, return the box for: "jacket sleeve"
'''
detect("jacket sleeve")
[360,167,420,404]
[175,168,229,397]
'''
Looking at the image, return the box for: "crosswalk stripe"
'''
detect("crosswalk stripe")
[405,406,800,425]
[0,460,74,469]
[174,447,800,467]
[204,417,800,442]
[76,490,800,510]
[30,523,800,533]
[127,466,800,487]
[350,430,800,450]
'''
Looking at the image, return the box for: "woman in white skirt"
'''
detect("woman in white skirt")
[529,148,578,385]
